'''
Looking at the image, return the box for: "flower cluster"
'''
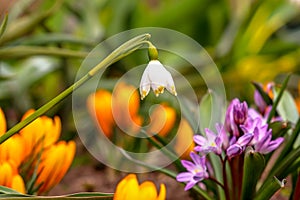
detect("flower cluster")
[0,108,75,194]
[176,96,284,190]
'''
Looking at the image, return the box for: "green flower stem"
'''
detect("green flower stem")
[0,33,151,145]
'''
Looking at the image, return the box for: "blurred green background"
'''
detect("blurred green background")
[1,0,300,165]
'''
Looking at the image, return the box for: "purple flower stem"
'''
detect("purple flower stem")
[221,155,231,200]
[229,154,244,200]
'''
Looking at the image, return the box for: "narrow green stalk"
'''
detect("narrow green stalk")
[0,33,151,144]
[0,46,88,59]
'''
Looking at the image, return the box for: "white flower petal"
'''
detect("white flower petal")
[139,60,177,99]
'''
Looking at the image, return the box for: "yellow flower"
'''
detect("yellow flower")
[35,140,76,194]
[147,104,176,137]
[0,108,25,167]
[114,174,166,200]
[174,119,195,159]
[19,109,61,158]
[0,161,26,194]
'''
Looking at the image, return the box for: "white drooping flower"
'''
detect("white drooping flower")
[139,60,177,100]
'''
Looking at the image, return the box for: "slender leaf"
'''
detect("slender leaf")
[252,81,273,105]
[254,177,286,200]
[0,14,8,39]
[0,186,28,195]
[273,87,299,124]
[271,118,300,174]
[0,46,88,59]
[267,74,291,123]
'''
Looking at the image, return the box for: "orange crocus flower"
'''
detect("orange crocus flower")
[87,90,115,138]
[147,104,176,137]
[112,82,142,133]
[174,119,195,159]
[19,109,61,158]
[114,174,166,200]
[35,140,76,194]
[87,82,143,137]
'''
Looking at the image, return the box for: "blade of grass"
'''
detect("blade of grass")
[267,74,291,124]
[252,81,273,105]
[0,14,8,39]
[0,46,88,59]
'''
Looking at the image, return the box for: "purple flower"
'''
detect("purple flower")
[240,116,268,137]
[233,101,248,125]
[176,152,209,190]
[226,133,253,158]
[225,98,248,137]
[193,124,227,155]
[252,127,284,154]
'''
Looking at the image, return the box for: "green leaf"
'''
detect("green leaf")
[0,14,8,39]
[254,177,286,200]
[241,147,265,200]
[257,147,300,197]
[271,118,300,173]
[269,121,291,139]
[199,90,224,133]
[267,74,291,124]
[0,46,87,59]
[273,86,299,124]
[0,186,27,195]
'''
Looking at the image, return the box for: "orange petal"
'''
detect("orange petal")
[138,181,158,200]
[5,135,25,166]
[174,119,195,159]
[11,174,26,194]
[87,90,115,138]
[157,184,166,200]
[112,82,142,132]
[147,104,176,137]
[114,174,139,200]
[53,141,76,187]
[0,162,13,186]
[0,108,7,136]
[42,116,61,148]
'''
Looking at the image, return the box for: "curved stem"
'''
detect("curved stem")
[0,33,151,144]
[208,177,225,189]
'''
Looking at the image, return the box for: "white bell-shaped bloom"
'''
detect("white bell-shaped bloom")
[140,60,177,100]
